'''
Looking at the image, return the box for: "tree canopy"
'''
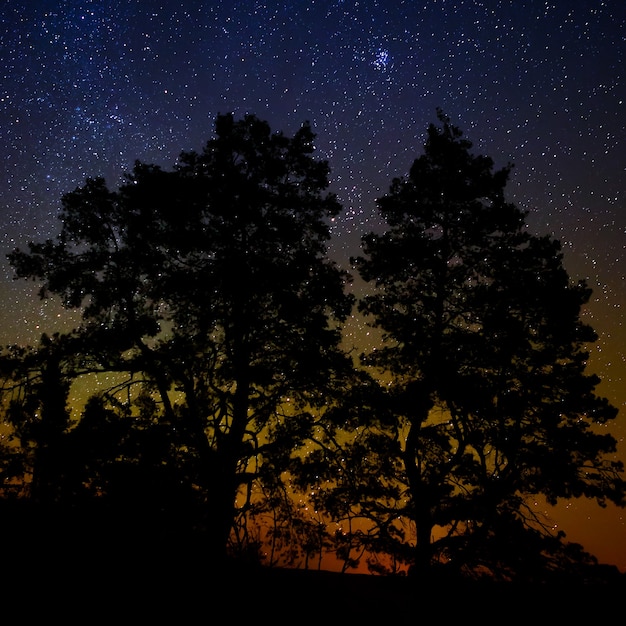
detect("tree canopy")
[5,113,354,562]
[1,110,623,582]
[349,109,624,580]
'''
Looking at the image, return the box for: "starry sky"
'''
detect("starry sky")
[1,0,625,572]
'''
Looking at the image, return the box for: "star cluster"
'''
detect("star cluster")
[1,0,624,570]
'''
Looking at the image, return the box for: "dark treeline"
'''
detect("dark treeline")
[1,111,624,585]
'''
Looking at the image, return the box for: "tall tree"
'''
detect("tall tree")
[8,113,354,563]
[352,110,625,580]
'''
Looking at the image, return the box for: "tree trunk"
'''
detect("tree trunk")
[204,355,252,566]
[403,389,435,578]
[31,347,69,504]
[412,505,434,579]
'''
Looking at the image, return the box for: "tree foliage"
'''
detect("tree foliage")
[1,111,623,582]
[349,109,625,580]
[6,113,354,561]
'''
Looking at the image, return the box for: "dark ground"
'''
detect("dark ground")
[2,545,624,624]
[2,502,624,622]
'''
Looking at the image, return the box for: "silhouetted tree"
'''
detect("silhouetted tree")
[351,110,625,580]
[0,333,74,504]
[288,371,413,573]
[0,333,202,554]
[8,113,354,563]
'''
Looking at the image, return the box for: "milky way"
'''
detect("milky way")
[1,0,624,569]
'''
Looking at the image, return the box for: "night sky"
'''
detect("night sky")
[1,1,624,572]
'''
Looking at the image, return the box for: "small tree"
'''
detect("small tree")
[8,113,354,563]
[0,333,74,505]
[351,110,625,580]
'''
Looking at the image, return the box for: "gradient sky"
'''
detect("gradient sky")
[1,0,624,571]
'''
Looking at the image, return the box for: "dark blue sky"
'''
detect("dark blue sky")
[1,0,624,569]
